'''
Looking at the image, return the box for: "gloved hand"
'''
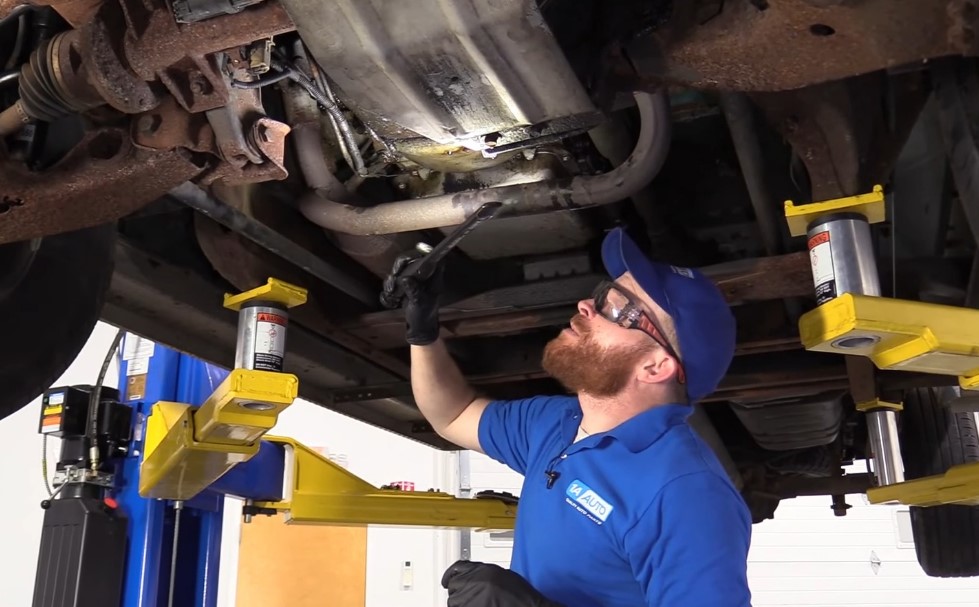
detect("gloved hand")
[382,251,444,346]
[441,560,564,607]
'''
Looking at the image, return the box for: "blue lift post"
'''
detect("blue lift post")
[113,335,230,607]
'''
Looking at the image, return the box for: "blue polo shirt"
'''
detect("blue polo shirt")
[478,395,752,607]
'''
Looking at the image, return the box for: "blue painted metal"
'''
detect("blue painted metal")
[115,336,239,607]
[116,339,182,607]
[176,359,230,408]
[194,509,224,607]
[209,440,286,501]
[184,490,224,513]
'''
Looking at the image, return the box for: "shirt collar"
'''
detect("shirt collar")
[562,401,692,453]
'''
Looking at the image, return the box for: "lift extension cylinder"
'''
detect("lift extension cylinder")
[787,186,905,487]
[225,278,308,372]
[139,278,306,500]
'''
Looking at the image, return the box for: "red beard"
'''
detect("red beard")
[542,315,652,398]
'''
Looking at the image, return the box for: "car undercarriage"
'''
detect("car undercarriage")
[3,0,979,576]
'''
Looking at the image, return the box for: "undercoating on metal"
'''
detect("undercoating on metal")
[132,95,216,153]
[130,93,289,187]
[326,349,853,407]
[4,0,294,125]
[33,0,106,27]
[753,73,929,200]
[169,182,375,305]
[0,0,22,18]
[730,392,844,451]
[632,0,978,92]
[81,5,161,115]
[933,59,979,244]
[444,210,596,260]
[299,91,671,235]
[720,92,784,256]
[282,0,596,146]
[200,80,292,185]
[120,0,294,80]
[348,252,815,349]
[0,129,203,244]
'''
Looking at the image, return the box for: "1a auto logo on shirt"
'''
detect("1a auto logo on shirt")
[565,479,614,525]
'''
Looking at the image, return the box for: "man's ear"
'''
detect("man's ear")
[636,349,677,386]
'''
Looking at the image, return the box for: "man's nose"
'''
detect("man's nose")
[577,299,597,318]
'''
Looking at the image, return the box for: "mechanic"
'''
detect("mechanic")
[394,226,752,607]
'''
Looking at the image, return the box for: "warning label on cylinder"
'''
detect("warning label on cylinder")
[254,312,287,371]
[808,231,837,305]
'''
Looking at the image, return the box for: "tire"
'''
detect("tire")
[899,386,979,577]
[0,225,115,422]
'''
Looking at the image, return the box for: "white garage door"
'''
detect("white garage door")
[749,493,979,606]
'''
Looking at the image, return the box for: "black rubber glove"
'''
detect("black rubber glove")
[382,251,444,346]
[441,560,565,607]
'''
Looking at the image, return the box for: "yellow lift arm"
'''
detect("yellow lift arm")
[254,437,516,529]
[139,277,516,530]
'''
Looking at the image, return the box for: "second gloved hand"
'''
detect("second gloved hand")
[442,560,564,607]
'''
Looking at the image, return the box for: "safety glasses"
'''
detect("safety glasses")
[591,280,686,385]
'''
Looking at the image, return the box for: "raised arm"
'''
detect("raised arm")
[411,339,489,452]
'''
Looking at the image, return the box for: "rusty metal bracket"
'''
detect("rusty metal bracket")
[0,129,203,243]
[630,0,977,92]
[132,96,216,153]
[81,6,161,115]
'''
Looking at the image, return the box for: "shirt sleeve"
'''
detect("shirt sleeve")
[477,396,561,476]
[623,471,753,607]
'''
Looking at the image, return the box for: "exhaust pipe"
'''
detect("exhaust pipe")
[298,91,672,236]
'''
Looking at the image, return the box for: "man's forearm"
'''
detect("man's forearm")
[410,339,479,432]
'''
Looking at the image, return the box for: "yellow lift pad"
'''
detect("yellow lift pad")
[255,436,516,530]
[223,277,308,311]
[140,369,298,500]
[195,369,298,445]
[784,184,886,237]
[868,463,979,507]
[799,293,979,389]
[139,401,257,500]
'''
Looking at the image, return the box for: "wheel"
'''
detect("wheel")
[899,386,979,577]
[0,225,115,422]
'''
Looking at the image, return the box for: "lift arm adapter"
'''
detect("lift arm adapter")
[799,293,979,390]
[139,369,298,500]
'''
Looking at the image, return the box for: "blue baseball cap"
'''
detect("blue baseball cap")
[601,227,736,403]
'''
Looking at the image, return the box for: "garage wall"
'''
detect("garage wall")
[467,453,979,606]
[217,398,460,607]
[467,453,522,569]
[748,488,979,606]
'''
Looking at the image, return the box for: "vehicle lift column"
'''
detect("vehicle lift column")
[103,277,512,607]
[786,186,979,506]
